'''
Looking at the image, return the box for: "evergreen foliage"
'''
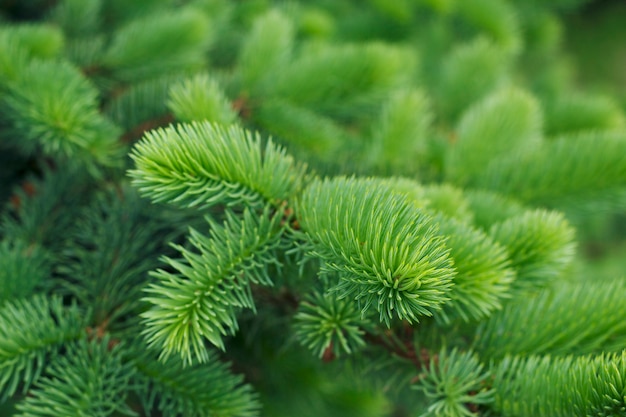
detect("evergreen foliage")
[1,0,626,416]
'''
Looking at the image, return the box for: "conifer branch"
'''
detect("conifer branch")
[494,351,626,416]
[434,216,514,323]
[478,131,626,212]
[295,177,456,326]
[0,239,50,303]
[14,337,136,417]
[474,279,626,358]
[128,122,306,210]
[412,348,495,417]
[102,8,211,82]
[0,295,86,401]
[294,288,373,358]
[0,59,122,168]
[488,209,575,291]
[131,346,260,417]
[141,206,286,364]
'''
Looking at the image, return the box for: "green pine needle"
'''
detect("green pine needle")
[103,8,211,82]
[435,215,514,323]
[0,295,86,401]
[488,209,575,291]
[494,351,626,417]
[0,240,50,304]
[141,207,285,365]
[295,177,455,326]
[1,59,122,167]
[129,121,306,209]
[413,348,495,417]
[132,345,260,417]
[474,279,626,358]
[446,87,542,185]
[167,72,237,125]
[294,289,372,358]
[14,337,136,417]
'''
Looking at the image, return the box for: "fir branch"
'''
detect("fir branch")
[413,348,495,417]
[141,206,286,364]
[267,42,415,120]
[494,351,626,417]
[445,87,542,185]
[488,209,575,291]
[0,58,123,168]
[0,295,86,401]
[102,8,211,82]
[366,89,433,174]
[55,186,178,333]
[436,37,511,120]
[14,337,136,417]
[474,279,626,358]
[463,190,525,231]
[128,121,306,209]
[238,9,294,94]
[434,215,514,323]
[131,346,260,417]
[295,177,455,326]
[0,239,50,304]
[544,92,625,136]
[294,288,373,359]
[167,72,238,125]
[477,131,626,212]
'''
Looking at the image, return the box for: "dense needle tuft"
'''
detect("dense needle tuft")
[295,177,456,325]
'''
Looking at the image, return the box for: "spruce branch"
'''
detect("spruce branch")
[141,206,286,364]
[1,167,95,252]
[0,24,64,69]
[445,87,542,185]
[494,351,626,417]
[419,184,475,224]
[412,348,495,417]
[237,9,294,94]
[128,121,306,210]
[267,43,415,119]
[437,37,511,120]
[14,337,136,417]
[48,0,102,37]
[366,89,433,174]
[0,295,86,401]
[0,239,50,303]
[474,279,626,358]
[102,8,211,82]
[434,215,514,323]
[294,288,373,359]
[488,209,575,291]
[0,58,122,168]
[477,131,626,212]
[105,75,175,133]
[544,92,625,136]
[131,345,260,417]
[295,177,456,326]
[252,99,356,168]
[456,0,521,52]
[55,186,178,332]
[167,72,237,125]
[463,190,525,231]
